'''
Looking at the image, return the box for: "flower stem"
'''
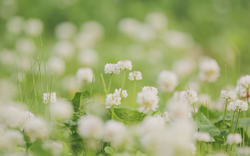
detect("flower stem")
[229,111,236,133]
[222,99,228,128]
[121,71,126,96]
[111,107,114,120]
[108,74,112,94]
[234,111,241,133]
[133,80,136,110]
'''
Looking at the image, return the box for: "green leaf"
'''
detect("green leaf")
[28,141,53,156]
[113,107,146,124]
[213,130,228,144]
[195,113,221,137]
[234,118,250,128]
[214,114,233,129]
[104,146,116,156]
[71,91,91,112]
[136,151,147,156]
[199,105,218,119]
[70,132,84,156]
[105,108,123,122]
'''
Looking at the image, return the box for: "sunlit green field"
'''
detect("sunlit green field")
[1,0,250,156]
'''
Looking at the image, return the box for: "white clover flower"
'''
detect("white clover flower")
[47,56,66,76]
[50,99,73,121]
[128,71,142,81]
[180,90,199,104]
[77,115,104,139]
[24,117,49,142]
[43,92,57,104]
[142,86,158,95]
[228,100,248,111]
[194,132,210,142]
[237,147,250,156]
[236,75,250,98]
[0,130,24,150]
[106,93,121,108]
[76,67,94,84]
[199,59,220,82]
[135,24,156,42]
[114,88,128,98]
[117,60,132,71]
[163,30,193,49]
[51,142,63,156]
[167,101,190,120]
[118,18,141,36]
[145,12,167,32]
[20,111,35,131]
[137,92,159,113]
[81,21,104,41]
[172,58,196,78]
[15,38,36,55]
[104,63,120,74]
[53,40,75,60]
[157,70,178,92]
[78,48,99,66]
[156,111,170,122]
[6,16,24,35]
[227,102,237,111]
[23,18,44,37]
[227,133,242,144]
[221,90,237,100]
[1,105,25,128]
[55,22,76,39]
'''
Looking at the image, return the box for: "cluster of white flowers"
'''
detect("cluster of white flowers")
[180,90,199,104]
[199,58,220,82]
[142,86,158,95]
[128,71,142,81]
[236,75,250,98]
[104,63,120,74]
[43,92,57,104]
[105,93,122,108]
[76,67,94,84]
[227,133,242,144]
[157,70,178,92]
[156,111,171,122]
[194,132,211,142]
[227,100,248,111]
[117,60,132,71]
[237,147,250,156]
[114,88,128,98]
[221,90,237,100]
[137,91,159,113]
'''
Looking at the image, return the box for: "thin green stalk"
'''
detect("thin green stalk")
[108,74,112,94]
[100,74,107,97]
[111,107,114,120]
[234,111,241,133]
[222,99,228,128]
[32,73,39,114]
[121,70,126,91]
[133,80,136,109]
[229,111,236,133]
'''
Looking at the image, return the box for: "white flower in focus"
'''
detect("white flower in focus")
[50,99,73,121]
[227,102,237,111]
[227,133,242,144]
[137,92,159,113]
[142,86,158,95]
[78,115,104,139]
[47,56,66,76]
[43,92,57,104]
[16,38,36,55]
[55,22,76,39]
[194,132,210,142]
[104,63,120,74]
[199,59,220,82]
[180,90,199,104]
[237,147,250,156]
[221,90,237,100]
[76,68,94,84]
[78,48,99,66]
[114,88,128,98]
[117,60,132,71]
[228,100,248,111]
[24,118,49,142]
[156,111,170,122]
[106,94,121,108]
[128,71,142,81]
[157,70,178,92]
[23,18,44,37]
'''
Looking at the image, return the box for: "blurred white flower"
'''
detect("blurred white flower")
[128,71,142,81]
[62,75,79,92]
[194,132,210,142]
[117,60,132,71]
[15,38,36,55]
[220,90,236,100]
[47,56,66,76]
[196,94,210,107]
[53,40,75,60]
[77,48,99,66]
[50,99,73,121]
[78,115,104,139]
[189,143,196,156]
[236,75,250,98]
[135,24,156,42]
[0,79,16,101]
[55,22,76,39]
[180,90,199,104]
[227,133,242,144]
[0,130,24,150]
[1,105,25,128]
[145,12,167,32]
[24,117,49,142]
[6,16,24,35]
[156,111,170,122]
[118,18,141,37]
[76,67,94,84]
[43,92,57,104]
[237,147,250,156]
[51,142,63,156]
[114,88,128,98]
[168,101,190,120]
[186,81,200,93]
[142,86,158,95]
[0,49,15,66]
[104,63,120,75]
[106,93,121,108]
[199,58,220,82]
[20,111,35,131]
[23,18,44,37]
[157,70,178,92]
[81,21,104,41]
[172,58,196,78]
[137,91,159,113]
